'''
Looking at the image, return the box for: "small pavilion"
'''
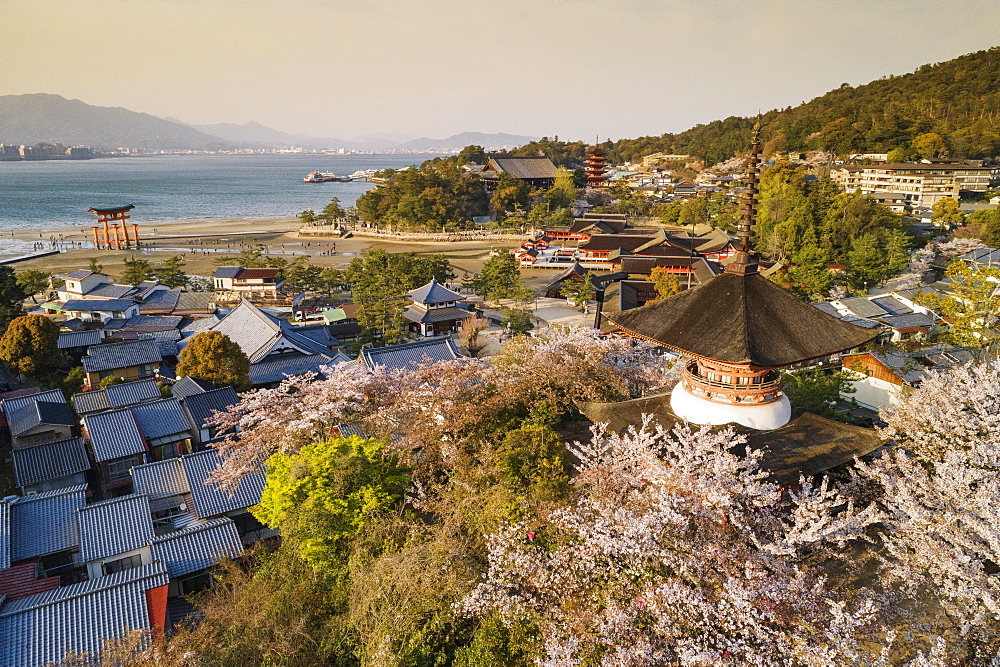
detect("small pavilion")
[403,279,471,337]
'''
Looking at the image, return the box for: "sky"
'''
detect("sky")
[3,0,1000,142]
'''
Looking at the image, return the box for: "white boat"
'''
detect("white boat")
[304,171,352,183]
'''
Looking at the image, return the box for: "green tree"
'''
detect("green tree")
[87,257,103,274]
[284,258,325,295]
[63,366,85,395]
[176,331,251,391]
[490,173,533,217]
[155,255,188,288]
[918,262,1000,353]
[543,168,578,209]
[457,145,487,165]
[501,307,534,335]
[931,198,965,227]
[0,314,65,377]
[650,267,683,300]
[559,272,596,311]
[782,369,856,421]
[320,197,347,224]
[966,207,1000,247]
[846,233,887,289]
[16,270,51,304]
[0,266,27,333]
[678,196,710,230]
[496,423,571,502]
[911,132,947,159]
[99,375,129,389]
[886,148,908,163]
[787,246,833,298]
[465,250,529,304]
[299,209,317,225]
[121,257,153,286]
[254,436,410,571]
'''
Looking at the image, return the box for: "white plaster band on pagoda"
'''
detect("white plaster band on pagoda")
[670,381,792,430]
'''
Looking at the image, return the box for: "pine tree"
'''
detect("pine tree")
[121,257,153,286]
[155,255,188,288]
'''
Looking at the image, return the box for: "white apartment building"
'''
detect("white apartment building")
[831,161,999,207]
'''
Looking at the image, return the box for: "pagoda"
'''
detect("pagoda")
[585,147,608,188]
[606,126,879,430]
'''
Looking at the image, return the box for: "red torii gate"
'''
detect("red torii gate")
[89,204,140,250]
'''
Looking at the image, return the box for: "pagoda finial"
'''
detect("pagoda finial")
[725,121,762,275]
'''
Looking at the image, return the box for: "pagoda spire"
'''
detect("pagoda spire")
[725,123,762,276]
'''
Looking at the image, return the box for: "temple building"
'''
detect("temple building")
[403,279,471,336]
[583,127,883,483]
[584,147,608,188]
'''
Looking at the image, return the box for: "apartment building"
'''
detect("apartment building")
[831,161,1000,207]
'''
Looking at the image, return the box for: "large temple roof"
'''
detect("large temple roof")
[607,270,880,367]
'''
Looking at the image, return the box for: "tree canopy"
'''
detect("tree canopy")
[0,314,64,377]
[176,331,251,391]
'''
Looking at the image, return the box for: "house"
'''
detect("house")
[178,386,239,444]
[0,389,73,449]
[55,270,133,302]
[403,279,471,336]
[12,436,90,494]
[81,339,162,390]
[0,485,89,585]
[842,347,975,411]
[57,298,140,323]
[478,156,558,191]
[359,338,462,372]
[56,329,104,354]
[71,377,163,416]
[213,267,284,303]
[544,261,600,299]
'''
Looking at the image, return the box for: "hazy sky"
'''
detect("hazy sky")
[4,0,1000,141]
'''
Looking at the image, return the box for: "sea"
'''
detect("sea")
[0,153,441,233]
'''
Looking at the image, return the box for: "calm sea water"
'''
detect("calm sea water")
[0,153,440,231]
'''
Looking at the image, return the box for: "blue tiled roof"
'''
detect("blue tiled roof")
[7,400,73,437]
[0,502,10,570]
[104,378,162,408]
[57,329,103,349]
[85,283,134,299]
[82,339,162,373]
[131,458,188,499]
[149,517,244,577]
[408,279,464,305]
[61,298,137,312]
[83,408,146,462]
[12,437,90,489]
[248,353,333,386]
[130,399,193,441]
[0,564,168,667]
[181,387,238,429]
[9,485,87,561]
[77,494,154,562]
[0,389,66,427]
[138,289,181,311]
[71,390,110,415]
[213,266,242,278]
[360,338,461,371]
[182,451,265,519]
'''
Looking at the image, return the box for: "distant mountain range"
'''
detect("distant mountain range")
[0,94,536,152]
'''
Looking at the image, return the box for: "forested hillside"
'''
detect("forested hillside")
[507,47,1000,166]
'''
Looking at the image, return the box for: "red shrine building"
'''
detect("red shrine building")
[585,147,608,188]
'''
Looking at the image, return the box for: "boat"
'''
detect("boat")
[304,171,352,183]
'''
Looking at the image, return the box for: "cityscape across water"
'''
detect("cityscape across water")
[0,153,441,231]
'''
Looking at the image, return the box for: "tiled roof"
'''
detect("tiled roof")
[131,458,188,499]
[877,313,937,330]
[138,289,181,311]
[71,390,110,415]
[485,156,557,180]
[181,387,238,430]
[7,400,73,437]
[125,315,183,328]
[403,305,472,324]
[0,389,66,425]
[12,437,90,489]
[9,485,87,561]
[174,292,216,313]
[835,297,889,319]
[206,300,282,360]
[130,399,194,442]
[235,267,280,279]
[360,338,461,371]
[408,279,464,305]
[292,323,338,348]
[61,298,137,312]
[85,283,135,299]
[149,518,244,577]
[170,376,215,399]
[56,329,103,349]
[77,494,154,562]
[63,269,93,280]
[182,451,265,519]
[213,266,242,278]
[181,314,219,336]
[248,353,333,386]
[104,378,162,407]
[0,564,168,667]
[0,502,9,569]
[83,408,146,462]
[870,296,913,316]
[82,339,162,373]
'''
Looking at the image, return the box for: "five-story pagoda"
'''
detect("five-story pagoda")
[607,126,879,430]
[585,147,608,188]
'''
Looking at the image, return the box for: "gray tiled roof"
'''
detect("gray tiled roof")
[213,266,242,278]
[870,296,913,316]
[206,300,331,362]
[57,329,103,349]
[63,269,93,280]
[877,312,937,330]
[61,298,137,312]
[0,502,10,569]
[408,279,464,305]
[7,400,73,437]
[131,458,188,499]
[83,408,146,462]
[0,389,66,425]
[85,283,134,299]
[182,451,265,519]
[170,376,215,399]
[105,378,162,407]
[130,399,193,442]
[125,315,184,328]
[12,437,90,489]
[10,485,87,561]
[0,564,168,667]
[149,517,244,577]
[72,390,110,415]
[138,289,181,311]
[82,339,162,373]
[812,302,841,317]
[249,353,333,386]
[181,314,219,336]
[835,297,889,319]
[78,494,154,562]
[403,305,471,324]
[360,338,461,371]
[181,387,238,429]
[486,156,557,180]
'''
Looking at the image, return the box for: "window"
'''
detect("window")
[139,364,154,378]
[102,554,142,576]
[178,571,213,596]
[106,458,133,482]
[152,505,186,533]
[154,440,189,461]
